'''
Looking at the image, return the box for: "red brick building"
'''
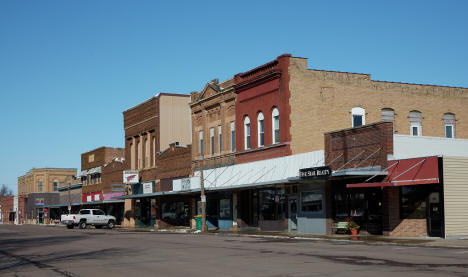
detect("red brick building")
[234,54,292,164]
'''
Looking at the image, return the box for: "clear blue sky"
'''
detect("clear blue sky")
[1,1,467,194]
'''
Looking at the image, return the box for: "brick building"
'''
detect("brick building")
[180,53,468,236]
[190,78,237,170]
[80,146,125,201]
[122,93,192,227]
[18,168,77,196]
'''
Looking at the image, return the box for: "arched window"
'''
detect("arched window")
[409,110,422,136]
[257,112,264,147]
[272,108,280,144]
[244,116,251,150]
[443,113,455,138]
[351,107,365,127]
[381,108,395,122]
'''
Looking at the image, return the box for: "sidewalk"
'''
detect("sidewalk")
[116,226,468,249]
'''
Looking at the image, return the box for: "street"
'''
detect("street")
[0,225,467,277]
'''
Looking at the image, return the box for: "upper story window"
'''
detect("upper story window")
[38,181,43,192]
[443,113,455,138]
[351,107,365,127]
[244,116,251,150]
[152,137,156,167]
[210,127,215,155]
[53,181,58,191]
[218,125,222,153]
[257,112,264,147]
[381,108,395,122]
[199,130,204,154]
[230,121,235,152]
[272,108,280,144]
[409,110,422,136]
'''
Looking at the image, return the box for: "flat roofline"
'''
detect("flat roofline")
[81,146,125,155]
[122,92,190,114]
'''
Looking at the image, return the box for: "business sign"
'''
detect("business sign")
[35,198,45,206]
[299,166,332,179]
[143,182,153,194]
[123,170,139,184]
[181,178,191,191]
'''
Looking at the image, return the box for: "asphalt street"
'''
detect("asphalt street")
[0,225,467,277]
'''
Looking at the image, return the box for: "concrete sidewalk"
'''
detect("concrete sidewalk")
[115,226,468,249]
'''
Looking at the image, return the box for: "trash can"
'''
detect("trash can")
[194,215,202,231]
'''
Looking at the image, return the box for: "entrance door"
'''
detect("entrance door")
[427,191,443,237]
[37,209,44,224]
[288,197,298,232]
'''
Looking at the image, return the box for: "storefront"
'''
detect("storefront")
[343,156,443,237]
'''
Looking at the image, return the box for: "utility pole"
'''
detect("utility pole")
[67,183,71,215]
[198,155,206,232]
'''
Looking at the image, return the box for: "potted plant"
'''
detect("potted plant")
[348,220,360,235]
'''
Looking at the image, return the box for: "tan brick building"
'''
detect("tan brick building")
[190,78,237,170]
[288,56,468,154]
[18,168,77,196]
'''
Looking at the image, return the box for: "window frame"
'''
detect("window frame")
[272,108,280,144]
[218,125,222,153]
[257,112,265,147]
[230,121,235,152]
[244,116,251,150]
[351,107,365,127]
[210,127,215,155]
[199,130,204,154]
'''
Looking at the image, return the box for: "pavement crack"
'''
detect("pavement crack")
[0,250,81,277]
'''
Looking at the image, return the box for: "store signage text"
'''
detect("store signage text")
[299,166,332,179]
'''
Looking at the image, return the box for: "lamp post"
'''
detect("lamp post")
[198,155,206,232]
[67,183,71,215]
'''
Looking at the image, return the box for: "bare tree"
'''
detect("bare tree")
[0,184,13,196]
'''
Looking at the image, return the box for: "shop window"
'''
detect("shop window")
[244,116,251,150]
[272,108,280,144]
[400,186,426,219]
[443,113,455,138]
[162,201,187,226]
[351,107,365,127]
[230,121,235,152]
[199,130,204,154]
[218,125,222,153]
[259,188,286,220]
[257,112,264,147]
[219,199,232,219]
[409,110,422,136]
[301,192,323,213]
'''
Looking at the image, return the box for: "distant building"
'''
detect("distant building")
[18,168,77,196]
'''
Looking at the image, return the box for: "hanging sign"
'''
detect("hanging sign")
[299,166,332,179]
[123,171,139,184]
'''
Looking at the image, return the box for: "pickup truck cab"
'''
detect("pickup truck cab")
[61,209,116,229]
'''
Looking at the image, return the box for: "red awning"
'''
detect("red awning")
[347,156,439,188]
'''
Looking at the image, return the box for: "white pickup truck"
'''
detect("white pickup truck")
[61,209,116,229]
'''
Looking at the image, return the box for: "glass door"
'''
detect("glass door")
[288,197,298,232]
[427,191,443,237]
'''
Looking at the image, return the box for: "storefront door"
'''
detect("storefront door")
[288,197,298,232]
[427,191,443,237]
[37,209,44,224]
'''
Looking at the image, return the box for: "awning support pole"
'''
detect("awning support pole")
[353,147,381,168]
[334,150,366,172]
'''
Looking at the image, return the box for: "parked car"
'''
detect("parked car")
[61,209,116,229]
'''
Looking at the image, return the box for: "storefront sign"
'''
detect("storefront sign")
[143,182,153,194]
[181,178,190,191]
[299,166,332,179]
[123,171,139,184]
[35,198,45,206]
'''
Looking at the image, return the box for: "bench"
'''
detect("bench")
[332,221,349,234]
